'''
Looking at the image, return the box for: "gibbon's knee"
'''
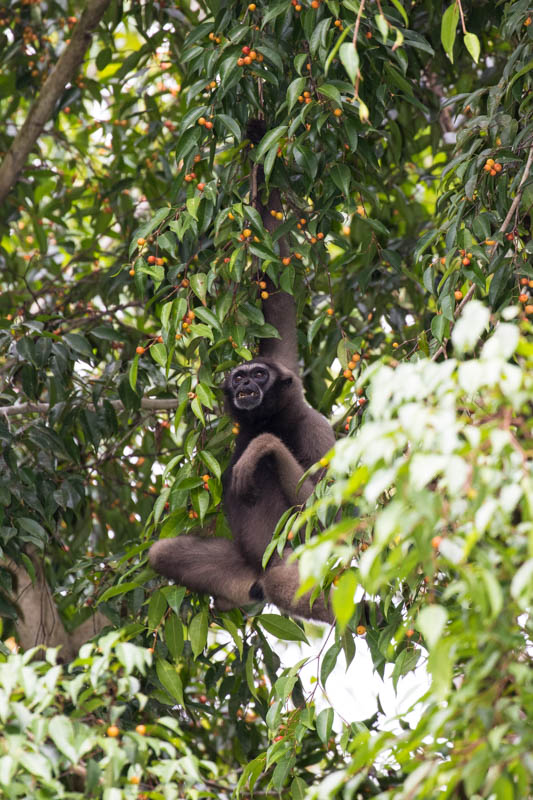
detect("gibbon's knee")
[261,560,333,624]
[149,536,261,610]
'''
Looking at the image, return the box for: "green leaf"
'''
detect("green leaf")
[150,342,167,368]
[190,273,207,305]
[148,589,167,630]
[332,571,357,630]
[255,126,288,161]
[441,2,459,63]
[339,43,359,85]
[316,707,334,744]
[48,716,78,763]
[389,0,409,26]
[165,613,184,659]
[416,604,447,649]
[217,114,241,140]
[317,83,342,105]
[156,657,185,705]
[257,614,309,644]
[189,609,208,658]
[464,31,480,64]
[287,77,306,112]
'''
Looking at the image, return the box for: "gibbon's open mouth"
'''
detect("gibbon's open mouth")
[237,390,258,399]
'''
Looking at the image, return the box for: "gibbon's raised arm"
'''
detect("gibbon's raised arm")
[231,432,315,505]
[247,118,299,376]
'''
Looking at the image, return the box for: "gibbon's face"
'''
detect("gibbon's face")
[226,362,272,411]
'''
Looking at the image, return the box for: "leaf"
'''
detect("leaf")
[217,114,241,140]
[156,657,184,705]
[255,126,288,161]
[320,641,341,686]
[189,609,208,658]
[441,2,459,63]
[316,707,334,743]
[48,716,78,763]
[416,604,447,649]
[389,0,409,26]
[165,614,184,659]
[317,83,342,105]
[148,589,167,630]
[464,32,480,64]
[190,273,207,305]
[332,571,357,630]
[339,42,360,86]
[150,342,167,368]
[287,77,306,112]
[257,613,309,644]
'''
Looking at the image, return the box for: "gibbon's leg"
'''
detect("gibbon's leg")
[258,557,334,624]
[231,433,316,506]
[149,536,261,610]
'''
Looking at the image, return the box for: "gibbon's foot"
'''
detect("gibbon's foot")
[260,560,334,624]
[149,536,260,609]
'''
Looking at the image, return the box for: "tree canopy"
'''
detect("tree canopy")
[0,0,532,797]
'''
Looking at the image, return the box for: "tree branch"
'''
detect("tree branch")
[431,138,533,361]
[0,397,181,417]
[0,0,111,206]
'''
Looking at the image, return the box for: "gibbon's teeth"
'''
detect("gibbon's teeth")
[237,390,258,399]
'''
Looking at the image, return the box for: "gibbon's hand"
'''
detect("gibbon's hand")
[231,433,281,497]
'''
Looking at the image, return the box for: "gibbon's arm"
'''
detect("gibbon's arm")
[231,432,315,505]
[149,536,260,609]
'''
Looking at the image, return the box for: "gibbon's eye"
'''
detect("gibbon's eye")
[253,369,265,379]
[234,375,242,384]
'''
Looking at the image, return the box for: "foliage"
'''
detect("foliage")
[0,0,532,797]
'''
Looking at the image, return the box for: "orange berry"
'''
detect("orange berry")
[483,164,492,172]
[356,625,366,635]
[519,293,528,302]
[462,257,470,266]
[244,56,252,65]
[365,31,372,38]
[197,182,205,190]
[525,304,533,314]
[520,277,529,285]
[490,169,497,176]
[129,268,135,276]
[129,776,140,785]
[261,291,269,299]
[317,232,324,239]
[258,280,267,289]
[137,237,146,246]
[198,117,206,126]
[454,290,463,300]
[486,158,495,167]
[494,163,502,172]
[135,724,146,735]
[136,346,145,355]
[311,0,319,6]
[248,2,256,9]
[406,629,414,638]
[107,725,120,738]
[237,57,244,66]
[204,120,213,129]
[342,225,351,235]
[343,368,353,379]
[333,108,342,117]
[431,536,442,549]
[282,257,291,265]
[243,228,252,237]
[326,307,334,315]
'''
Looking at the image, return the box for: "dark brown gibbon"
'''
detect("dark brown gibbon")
[149,120,335,623]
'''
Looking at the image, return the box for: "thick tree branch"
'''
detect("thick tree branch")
[0,398,181,416]
[0,0,111,206]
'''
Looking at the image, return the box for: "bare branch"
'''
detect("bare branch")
[0,0,111,206]
[0,397,181,417]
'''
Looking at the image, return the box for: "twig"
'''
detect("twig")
[0,0,111,206]
[0,397,181,417]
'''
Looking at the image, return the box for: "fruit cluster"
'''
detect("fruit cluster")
[482,158,502,176]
